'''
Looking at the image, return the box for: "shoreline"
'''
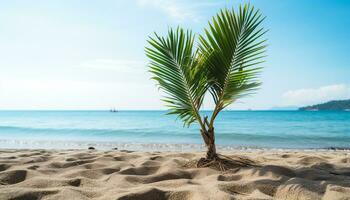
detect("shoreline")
[2,147,350,154]
[1,149,350,199]
[2,139,350,152]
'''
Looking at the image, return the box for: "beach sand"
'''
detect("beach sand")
[1,149,350,200]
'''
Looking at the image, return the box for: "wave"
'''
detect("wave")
[1,123,350,150]
[1,125,349,138]
[1,125,350,142]
[0,125,159,137]
[1,139,350,152]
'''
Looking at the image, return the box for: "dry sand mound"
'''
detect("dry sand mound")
[1,149,350,200]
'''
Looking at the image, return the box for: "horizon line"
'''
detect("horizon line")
[0,109,299,111]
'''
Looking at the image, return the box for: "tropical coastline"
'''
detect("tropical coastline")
[1,0,350,199]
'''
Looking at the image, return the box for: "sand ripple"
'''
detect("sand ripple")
[1,150,350,199]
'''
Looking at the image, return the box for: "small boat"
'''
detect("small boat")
[110,108,118,112]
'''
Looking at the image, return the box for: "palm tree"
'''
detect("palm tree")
[146,4,267,161]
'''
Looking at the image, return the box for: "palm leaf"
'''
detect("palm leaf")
[145,28,207,126]
[199,4,267,111]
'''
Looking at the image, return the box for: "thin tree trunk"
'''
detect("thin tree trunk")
[201,129,217,160]
[206,140,217,160]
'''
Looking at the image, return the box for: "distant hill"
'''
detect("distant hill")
[299,99,350,111]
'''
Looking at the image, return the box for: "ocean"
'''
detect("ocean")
[0,110,349,151]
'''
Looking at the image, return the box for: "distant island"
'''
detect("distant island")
[299,99,350,111]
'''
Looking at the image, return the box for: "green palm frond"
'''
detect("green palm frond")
[199,4,267,110]
[146,28,207,126]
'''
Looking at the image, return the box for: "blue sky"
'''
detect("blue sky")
[0,0,349,110]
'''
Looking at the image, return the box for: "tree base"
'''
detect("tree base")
[196,154,258,171]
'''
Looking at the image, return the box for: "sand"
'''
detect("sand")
[1,149,350,200]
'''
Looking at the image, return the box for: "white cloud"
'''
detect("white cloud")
[78,59,146,73]
[0,78,161,110]
[281,84,350,106]
[0,59,160,110]
[137,0,201,22]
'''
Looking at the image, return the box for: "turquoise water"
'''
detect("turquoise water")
[0,111,349,151]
